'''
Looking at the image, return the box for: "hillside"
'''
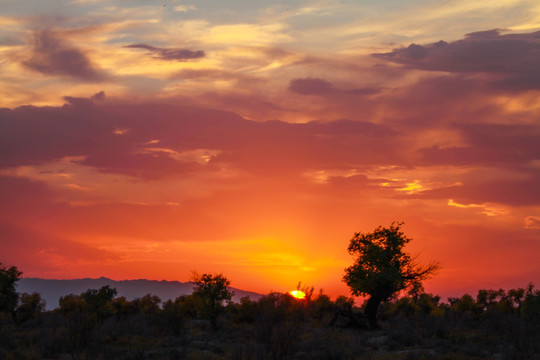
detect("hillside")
[16,277,262,310]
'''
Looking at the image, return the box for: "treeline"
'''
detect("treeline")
[1,279,540,359]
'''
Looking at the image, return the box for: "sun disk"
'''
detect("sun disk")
[289,290,306,299]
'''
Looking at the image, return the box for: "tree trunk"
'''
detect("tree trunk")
[365,296,381,329]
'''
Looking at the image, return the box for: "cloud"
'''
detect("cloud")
[288,77,382,97]
[1,97,538,211]
[447,199,508,217]
[91,91,106,101]
[289,77,335,95]
[524,216,540,229]
[413,173,540,207]
[419,123,540,166]
[373,29,540,90]
[0,100,398,179]
[22,30,106,81]
[124,43,205,61]
[0,100,113,168]
[174,5,196,13]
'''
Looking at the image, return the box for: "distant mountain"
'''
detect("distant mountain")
[17,277,263,310]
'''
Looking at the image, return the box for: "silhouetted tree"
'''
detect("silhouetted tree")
[521,283,540,319]
[57,286,117,358]
[162,296,191,336]
[343,222,439,328]
[0,263,22,318]
[15,292,45,324]
[81,285,117,321]
[191,272,234,331]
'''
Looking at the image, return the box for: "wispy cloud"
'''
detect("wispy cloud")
[124,43,205,61]
[524,216,540,229]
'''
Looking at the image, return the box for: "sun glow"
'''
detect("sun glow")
[289,290,306,300]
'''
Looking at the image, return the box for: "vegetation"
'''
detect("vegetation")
[191,272,234,331]
[343,222,439,328]
[0,277,538,359]
[0,262,23,318]
[0,224,538,359]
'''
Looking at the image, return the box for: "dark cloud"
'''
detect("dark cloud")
[1,99,538,207]
[289,77,382,97]
[91,91,106,101]
[124,43,205,61]
[289,77,335,95]
[419,123,540,165]
[0,100,397,178]
[22,30,106,81]
[373,29,540,90]
[0,101,112,168]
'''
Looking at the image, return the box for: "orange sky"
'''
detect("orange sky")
[1,0,539,301]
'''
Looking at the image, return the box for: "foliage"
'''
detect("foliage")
[343,222,439,328]
[15,292,46,324]
[0,263,22,316]
[0,281,539,360]
[2,263,540,360]
[191,272,234,331]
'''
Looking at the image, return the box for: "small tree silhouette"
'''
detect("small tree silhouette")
[343,222,439,328]
[191,272,234,331]
[0,262,22,319]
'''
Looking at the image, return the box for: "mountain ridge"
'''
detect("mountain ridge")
[17,277,263,310]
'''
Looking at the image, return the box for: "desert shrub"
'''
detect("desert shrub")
[310,293,335,322]
[229,296,258,323]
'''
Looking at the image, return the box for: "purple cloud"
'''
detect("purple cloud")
[0,99,397,178]
[22,30,106,81]
[1,98,538,208]
[289,77,382,96]
[124,43,205,61]
[419,123,540,165]
[289,77,335,95]
[374,29,540,90]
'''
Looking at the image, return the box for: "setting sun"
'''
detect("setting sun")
[289,290,306,300]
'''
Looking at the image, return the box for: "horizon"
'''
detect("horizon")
[15,273,539,305]
[17,275,537,307]
[1,0,539,301]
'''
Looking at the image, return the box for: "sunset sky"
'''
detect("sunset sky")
[1,0,539,301]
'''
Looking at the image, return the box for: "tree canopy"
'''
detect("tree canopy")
[0,263,22,316]
[343,222,439,328]
[191,272,234,331]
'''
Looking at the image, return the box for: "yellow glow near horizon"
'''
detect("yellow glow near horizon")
[289,290,306,299]
[397,181,423,194]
